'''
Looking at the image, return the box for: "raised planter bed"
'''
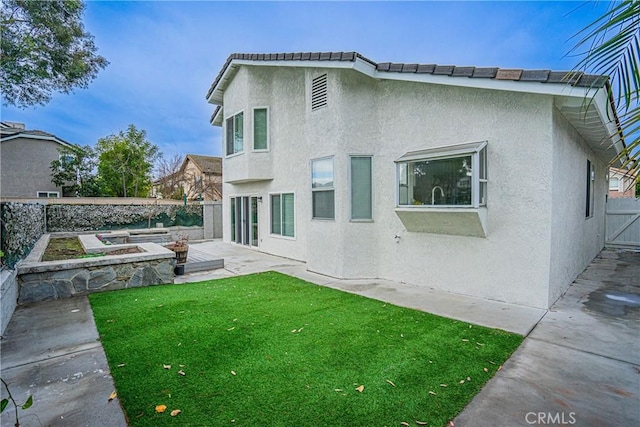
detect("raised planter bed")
[17,234,176,304]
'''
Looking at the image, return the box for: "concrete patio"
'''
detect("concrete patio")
[1,241,638,426]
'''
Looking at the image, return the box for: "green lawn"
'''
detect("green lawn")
[89,272,522,427]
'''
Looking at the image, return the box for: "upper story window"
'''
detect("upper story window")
[396,141,487,208]
[253,107,269,150]
[609,177,619,191]
[225,111,244,156]
[311,156,334,219]
[311,74,328,111]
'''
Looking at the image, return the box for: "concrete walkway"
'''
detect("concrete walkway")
[455,249,640,426]
[1,241,637,426]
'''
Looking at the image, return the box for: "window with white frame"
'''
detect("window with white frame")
[271,193,295,237]
[609,177,619,191]
[253,107,268,150]
[311,157,334,219]
[396,141,487,208]
[225,111,244,156]
[37,191,59,198]
[350,156,372,220]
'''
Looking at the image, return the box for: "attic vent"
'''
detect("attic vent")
[311,74,328,111]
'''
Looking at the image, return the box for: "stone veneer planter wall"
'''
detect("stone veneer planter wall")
[17,235,176,304]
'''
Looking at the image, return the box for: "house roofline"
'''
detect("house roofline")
[206,51,607,104]
[205,51,624,162]
[0,131,74,149]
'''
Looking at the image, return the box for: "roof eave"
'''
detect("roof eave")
[206,56,377,105]
[0,132,74,148]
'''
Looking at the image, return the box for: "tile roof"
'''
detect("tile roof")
[0,127,72,146]
[184,154,222,175]
[206,51,608,100]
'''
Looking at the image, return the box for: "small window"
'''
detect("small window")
[253,108,269,150]
[311,74,328,111]
[271,193,295,237]
[350,156,372,220]
[37,191,59,198]
[586,160,595,218]
[311,157,334,219]
[225,112,244,156]
[396,141,487,208]
[609,177,619,191]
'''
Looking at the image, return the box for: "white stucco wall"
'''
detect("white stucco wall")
[369,77,555,308]
[548,107,608,305]
[218,65,607,309]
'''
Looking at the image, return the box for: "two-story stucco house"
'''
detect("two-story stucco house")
[1,121,73,198]
[206,52,624,310]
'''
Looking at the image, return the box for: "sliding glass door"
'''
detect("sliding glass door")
[230,196,259,247]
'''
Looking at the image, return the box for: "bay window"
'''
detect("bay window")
[396,141,487,208]
[225,111,244,156]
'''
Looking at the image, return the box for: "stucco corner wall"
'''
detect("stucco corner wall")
[0,268,18,336]
[548,107,608,306]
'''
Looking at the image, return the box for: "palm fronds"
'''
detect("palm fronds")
[570,0,640,185]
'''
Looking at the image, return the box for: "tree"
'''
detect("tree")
[50,144,102,196]
[155,153,185,200]
[0,0,108,108]
[96,125,160,197]
[570,0,639,187]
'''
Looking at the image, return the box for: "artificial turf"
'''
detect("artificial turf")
[89,271,523,426]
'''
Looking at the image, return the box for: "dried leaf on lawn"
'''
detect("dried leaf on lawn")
[401,422,410,426]
[178,370,186,376]
[416,421,428,425]
[428,391,436,396]
[386,380,396,387]
[231,371,237,376]
[163,364,171,370]
[108,391,117,401]
[483,367,489,372]
[355,385,364,392]
[170,409,182,417]
[440,384,448,387]
[117,363,126,368]
[155,404,167,413]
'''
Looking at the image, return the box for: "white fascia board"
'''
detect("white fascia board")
[211,107,223,127]
[1,133,73,148]
[592,88,625,155]
[370,69,600,98]
[206,57,378,104]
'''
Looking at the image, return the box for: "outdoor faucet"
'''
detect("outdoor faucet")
[431,186,444,205]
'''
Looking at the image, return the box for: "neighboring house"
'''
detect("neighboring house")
[154,154,223,201]
[608,167,637,198]
[1,121,72,198]
[206,52,624,310]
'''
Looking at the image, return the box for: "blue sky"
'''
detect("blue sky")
[2,1,609,162]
